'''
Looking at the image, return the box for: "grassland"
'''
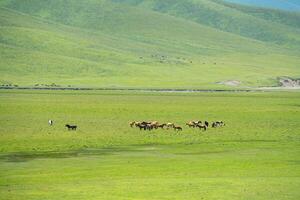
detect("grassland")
[0,0,300,89]
[0,90,299,199]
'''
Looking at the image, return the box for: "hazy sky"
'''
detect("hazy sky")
[224,0,300,11]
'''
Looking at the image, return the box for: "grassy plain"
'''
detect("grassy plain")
[0,90,299,199]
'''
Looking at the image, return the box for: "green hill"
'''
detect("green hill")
[0,0,299,89]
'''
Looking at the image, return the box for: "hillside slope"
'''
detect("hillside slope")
[113,0,300,47]
[0,0,299,89]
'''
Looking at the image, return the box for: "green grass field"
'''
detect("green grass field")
[0,90,299,199]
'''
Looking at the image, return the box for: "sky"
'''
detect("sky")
[224,0,300,11]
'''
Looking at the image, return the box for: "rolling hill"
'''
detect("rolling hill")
[0,0,299,89]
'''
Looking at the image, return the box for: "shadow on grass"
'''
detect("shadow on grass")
[0,140,281,163]
[0,144,157,163]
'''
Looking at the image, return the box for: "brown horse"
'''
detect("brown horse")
[150,121,159,129]
[157,123,167,129]
[129,121,136,127]
[173,126,182,131]
[186,121,196,128]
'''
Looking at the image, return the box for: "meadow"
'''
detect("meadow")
[0,90,299,199]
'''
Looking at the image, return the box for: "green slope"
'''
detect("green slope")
[0,0,299,88]
[112,0,300,47]
[219,0,300,29]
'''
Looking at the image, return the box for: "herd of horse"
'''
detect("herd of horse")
[49,119,225,132]
[129,120,225,131]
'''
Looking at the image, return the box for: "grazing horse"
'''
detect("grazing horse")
[65,124,77,130]
[150,121,159,126]
[129,121,137,127]
[136,124,147,130]
[212,121,225,128]
[173,126,182,131]
[150,121,159,129]
[194,120,202,125]
[166,123,175,129]
[186,121,196,128]
[157,123,166,129]
[204,121,209,127]
[48,119,53,126]
[197,124,207,131]
[212,122,218,128]
[146,124,155,131]
[217,121,225,126]
[141,121,151,126]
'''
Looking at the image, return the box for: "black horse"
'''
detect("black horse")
[136,124,147,130]
[65,124,77,130]
[197,124,207,131]
[204,121,209,127]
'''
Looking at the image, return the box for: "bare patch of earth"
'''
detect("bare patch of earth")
[216,80,241,86]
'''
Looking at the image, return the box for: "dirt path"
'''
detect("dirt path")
[1,86,299,93]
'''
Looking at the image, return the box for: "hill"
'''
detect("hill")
[0,0,299,89]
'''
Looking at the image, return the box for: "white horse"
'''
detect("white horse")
[48,119,53,126]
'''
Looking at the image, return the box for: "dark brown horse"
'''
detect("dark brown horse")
[157,123,167,129]
[173,126,183,131]
[196,124,207,131]
[65,124,77,130]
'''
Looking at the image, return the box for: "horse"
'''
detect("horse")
[196,124,207,131]
[173,126,182,131]
[186,121,196,128]
[150,121,159,129]
[212,121,225,128]
[194,120,202,125]
[136,123,152,131]
[65,124,77,130]
[166,123,175,129]
[204,121,209,127]
[217,121,225,126]
[146,124,155,131]
[129,121,137,127]
[157,123,166,129]
[48,119,53,126]
[212,122,218,128]
[140,121,151,126]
